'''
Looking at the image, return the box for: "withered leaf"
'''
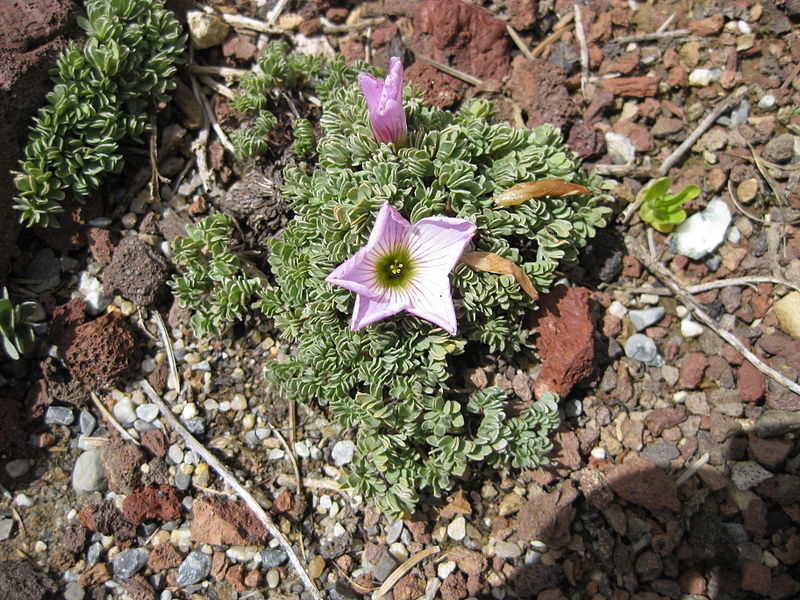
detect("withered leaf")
[493,179,589,208]
[461,251,539,301]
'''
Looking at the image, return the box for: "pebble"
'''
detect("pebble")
[294,441,310,458]
[226,546,258,563]
[27,248,61,292]
[437,560,457,580]
[605,132,636,164]
[14,494,33,507]
[266,569,280,588]
[45,406,75,426]
[729,100,750,128]
[564,398,583,418]
[0,518,14,541]
[176,551,212,586]
[681,318,704,338]
[112,548,149,579]
[608,300,628,318]
[773,292,800,339]
[268,448,285,460]
[758,94,776,111]
[230,394,248,411]
[447,515,467,541]
[731,461,772,490]
[629,307,665,331]
[136,404,159,422]
[624,334,663,367]
[670,198,731,260]
[498,492,525,516]
[591,447,607,460]
[79,410,97,436]
[63,582,85,600]
[4,459,32,478]
[308,556,325,579]
[113,396,137,425]
[689,67,720,86]
[388,542,409,563]
[87,542,103,565]
[495,540,522,559]
[331,440,355,466]
[386,520,404,544]
[79,272,110,314]
[168,445,184,464]
[260,548,288,568]
[72,449,106,493]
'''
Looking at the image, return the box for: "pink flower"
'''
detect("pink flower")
[326,202,476,334]
[358,56,407,146]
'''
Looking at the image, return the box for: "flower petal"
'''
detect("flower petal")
[405,278,458,334]
[351,289,408,330]
[366,202,410,252]
[406,216,476,274]
[357,72,383,114]
[325,247,377,297]
[384,57,404,105]
[370,98,407,145]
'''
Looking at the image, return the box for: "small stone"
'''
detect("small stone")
[681,318,704,338]
[437,560,457,580]
[63,581,85,600]
[774,292,800,339]
[670,198,731,260]
[72,449,106,493]
[113,548,149,579]
[176,551,212,586]
[641,441,680,469]
[498,492,525,517]
[737,179,759,203]
[762,133,795,164]
[260,548,288,569]
[113,396,137,425]
[741,561,771,595]
[447,516,467,541]
[758,94,776,111]
[495,540,522,559]
[187,11,230,49]
[79,410,97,436]
[624,334,663,366]
[4,459,32,478]
[731,461,772,490]
[0,518,14,541]
[628,307,664,331]
[564,398,583,418]
[266,569,280,588]
[331,440,355,466]
[689,68,720,86]
[45,406,75,426]
[136,404,159,422]
[605,132,636,164]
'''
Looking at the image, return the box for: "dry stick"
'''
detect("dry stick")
[194,78,236,155]
[675,452,709,487]
[614,28,692,44]
[188,74,212,191]
[657,13,677,33]
[574,1,590,99]
[215,11,283,34]
[530,15,574,58]
[415,55,483,87]
[506,25,534,60]
[320,16,385,33]
[90,392,141,445]
[266,0,290,25]
[376,546,441,599]
[275,473,347,495]
[626,236,800,397]
[780,61,800,89]
[622,275,800,296]
[188,64,249,79]
[199,74,236,100]
[146,312,324,600]
[658,86,747,177]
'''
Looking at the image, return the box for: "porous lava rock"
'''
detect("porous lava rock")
[122,484,182,525]
[412,0,510,86]
[0,560,57,600]
[103,235,169,307]
[532,286,596,399]
[404,61,464,109]
[190,496,268,545]
[606,455,681,512]
[509,55,578,130]
[0,0,80,287]
[100,437,145,494]
[78,500,136,541]
[63,311,140,388]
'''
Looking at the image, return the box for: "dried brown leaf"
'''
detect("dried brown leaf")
[461,251,539,301]
[493,179,589,208]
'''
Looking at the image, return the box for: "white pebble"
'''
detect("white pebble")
[727,227,741,243]
[266,569,280,588]
[639,294,661,305]
[113,396,136,425]
[168,445,184,464]
[230,395,248,411]
[331,440,355,466]
[608,300,628,319]
[15,494,33,507]
[121,213,138,229]
[181,403,198,420]
[437,560,457,580]
[136,404,159,422]
[590,447,606,460]
[268,448,285,460]
[294,441,311,458]
[681,318,704,338]
[388,542,409,563]
[447,515,467,541]
[319,495,332,510]
[737,20,751,34]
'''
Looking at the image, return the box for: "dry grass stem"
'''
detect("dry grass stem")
[506,25,534,60]
[415,55,484,86]
[376,546,441,599]
[615,28,691,44]
[90,392,141,445]
[574,2,590,98]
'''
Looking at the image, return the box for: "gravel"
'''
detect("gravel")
[112,548,149,579]
[71,449,106,493]
[176,551,212,586]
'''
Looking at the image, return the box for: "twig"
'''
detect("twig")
[148,112,166,207]
[194,78,236,155]
[626,236,800,397]
[266,0,290,25]
[198,75,236,100]
[188,64,249,79]
[376,546,441,599]
[659,86,747,176]
[530,13,574,58]
[214,11,283,34]
[320,16,385,34]
[657,13,676,33]
[780,61,800,90]
[90,392,141,445]
[620,275,800,296]
[591,163,652,179]
[415,55,483,87]
[189,73,212,192]
[147,312,324,600]
[614,28,692,44]
[574,1,590,99]
[275,473,347,495]
[506,25,533,60]
[675,452,709,487]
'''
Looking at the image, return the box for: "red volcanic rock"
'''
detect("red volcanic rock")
[122,485,182,525]
[510,56,578,129]
[532,286,596,399]
[190,497,268,545]
[606,455,681,512]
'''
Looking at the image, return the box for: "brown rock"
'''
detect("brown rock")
[756,475,800,505]
[87,227,117,266]
[606,455,680,512]
[567,121,606,158]
[771,573,800,600]
[47,297,87,351]
[64,311,140,388]
[678,570,706,595]
[509,56,578,129]
[740,561,771,596]
[743,498,767,538]
[689,14,724,36]
[101,437,144,494]
[225,564,246,592]
[440,572,468,600]
[412,0,510,85]
[575,468,613,509]
[78,500,136,540]
[613,121,654,152]
[405,61,464,108]
[190,496,268,545]
[737,361,767,403]
[601,76,660,97]
[124,575,156,600]
[140,429,168,458]
[621,418,644,451]
[747,434,794,470]
[646,407,687,437]
[516,483,579,548]
[79,562,111,587]
[122,485,182,525]
[532,287,595,399]
[58,525,88,554]
[680,352,709,389]
[393,574,426,600]
[448,546,486,576]
[147,543,183,571]
[104,235,169,307]
[709,410,742,443]
[696,464,730,491]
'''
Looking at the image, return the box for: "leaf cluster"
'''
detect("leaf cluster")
[0,288,45,360]
[13,0,186,228]
[169,214,264,337]
[255,62,612,517]
[639,176,700,233]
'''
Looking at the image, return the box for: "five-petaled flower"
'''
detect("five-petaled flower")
[326,202,476,334]
[358,56,407,146]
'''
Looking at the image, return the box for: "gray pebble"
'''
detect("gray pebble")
[731,460,772,490]
[183,418,205,435]
[26,248,61,293]
[136,404,159,422]
[175,470,191,491]
[724,522,749,544]
[386,520,404,545]
[624,334,663,367]
[112,548,149,579]
[45,406,75,426]
[641,441,680,469]
[72,449,106,493]
[628,307,664,331]
[331,440,355,466]
[4,458,32,478]
[261,547,288,569]
[79,410,97,436]
[87,542,103,565]
[176,551,212,586]
[0,518,14,541]
[495,540,522,559]
[564,398,583,418]
[704,254,721,272]
[63,581,85,600]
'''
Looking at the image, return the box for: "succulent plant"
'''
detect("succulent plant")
[0,288,45,360]
[639,176,700,233]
